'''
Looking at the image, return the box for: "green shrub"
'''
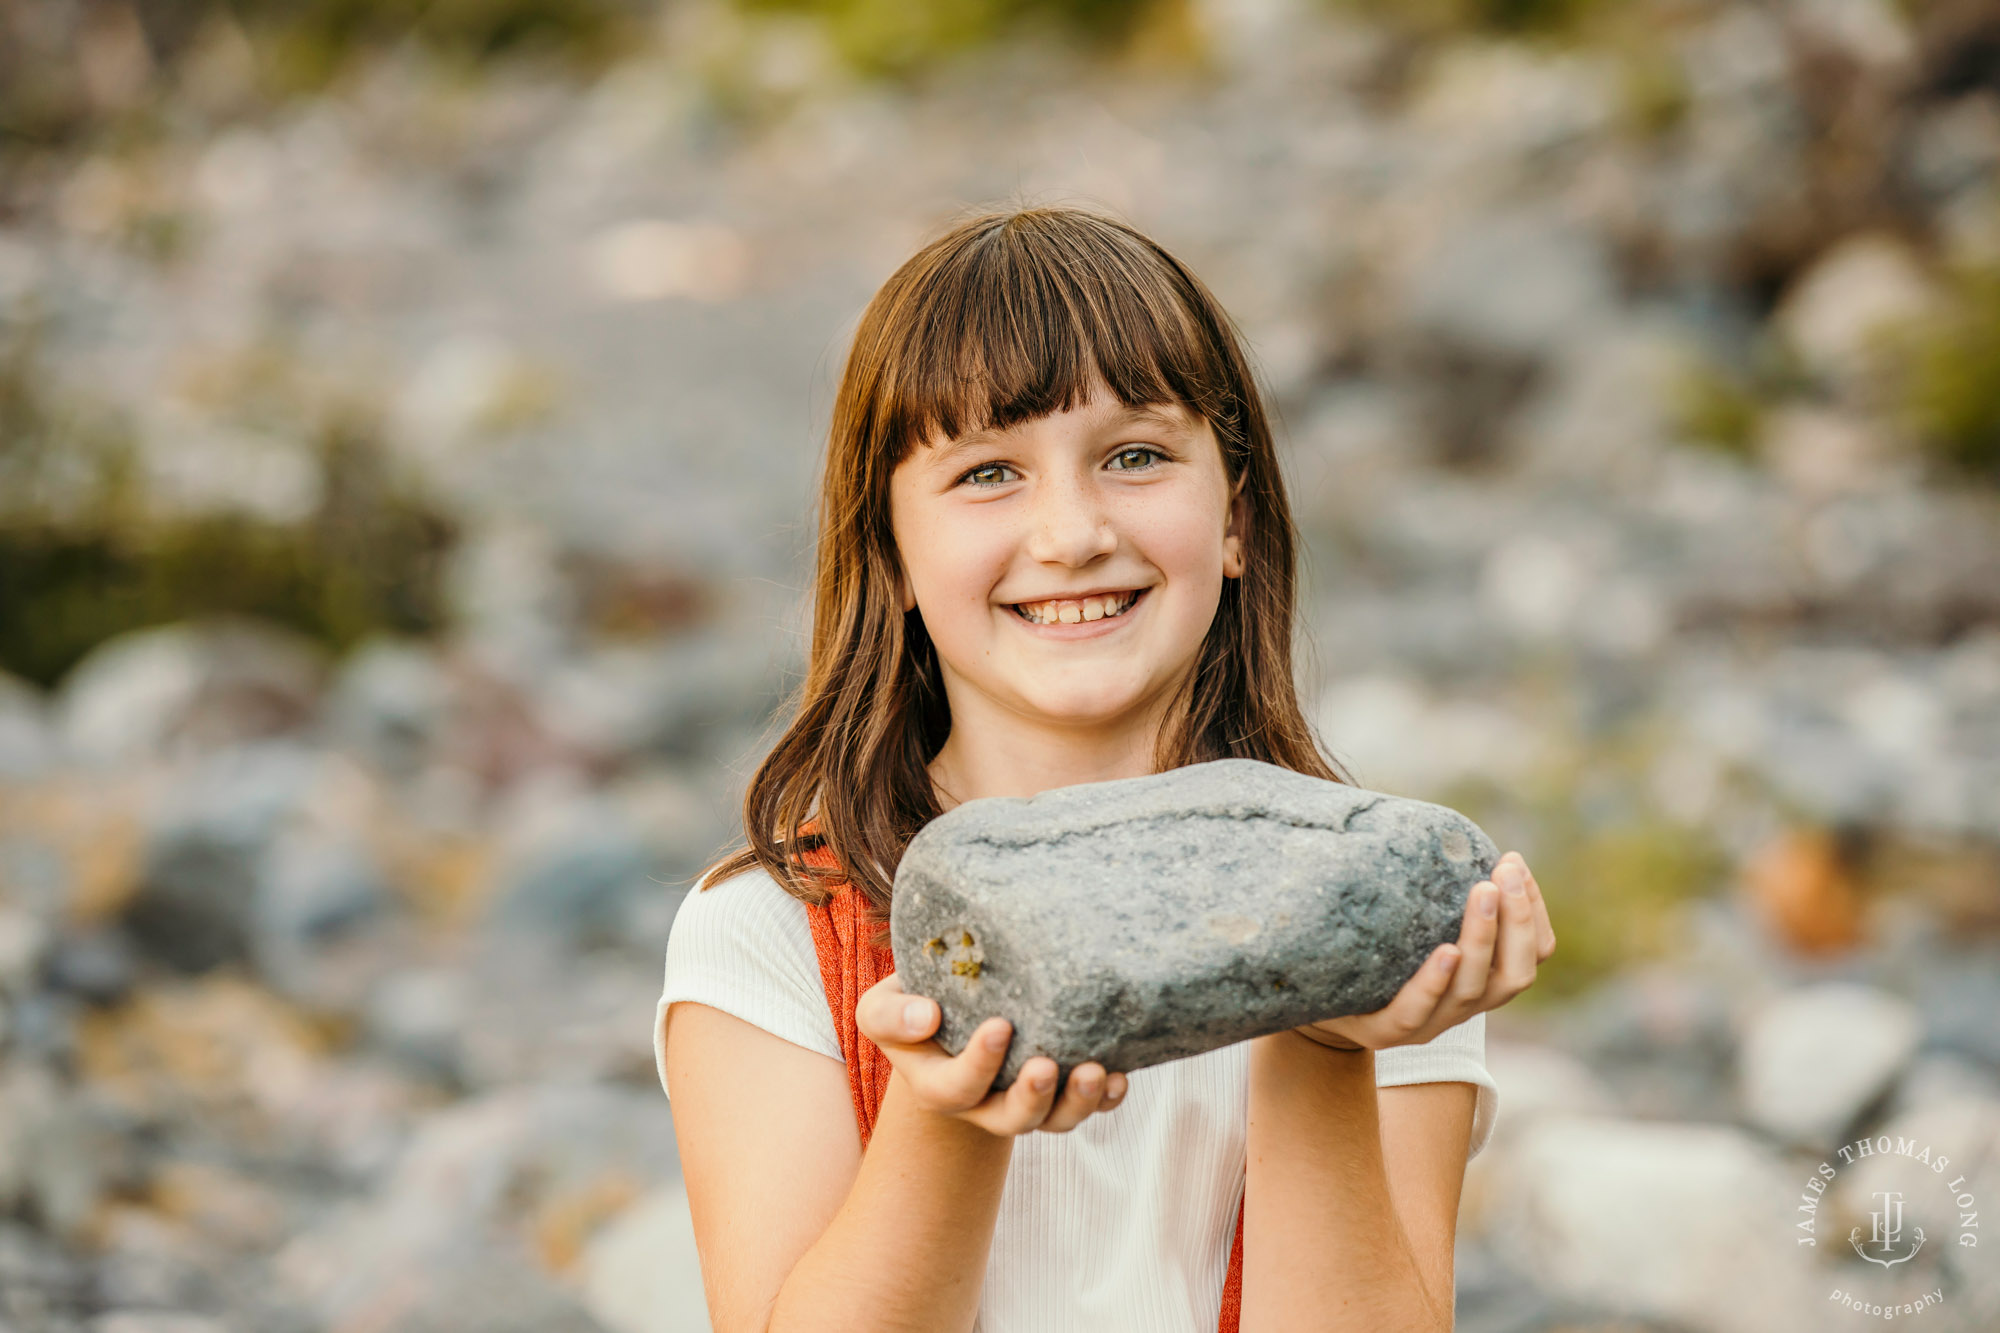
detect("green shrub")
[733,0,1165,76]
[1669,356,1763,459]
[1897,263,2000,481]
[1330,0,1619,39]
[241,0,646,89]
[0,330,455,688]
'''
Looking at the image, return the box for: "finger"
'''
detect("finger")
[1498,851,1553,959]
[1410,942,1466,1022]
[856,985,942,1052]
[1491,859,1541,998]
[978,1055,1060,1135]
[1362,940,1464,1041]
[1102,1071,1128,1109]
[854,972,911,1048]
[898,1015,1010,1118]
[1038,1061,1110,1134]
[1520,861,1556,960]
[1451,878,1501,1003]
[933,1017,1014,1108]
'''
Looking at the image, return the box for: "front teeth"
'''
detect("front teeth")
[1015,591,1140,625]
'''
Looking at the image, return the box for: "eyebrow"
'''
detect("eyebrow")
[929,403,1195,466]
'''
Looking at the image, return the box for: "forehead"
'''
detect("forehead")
[918,396,1203,464]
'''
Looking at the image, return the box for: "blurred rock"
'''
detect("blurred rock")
[1760,404,1908,500]
[273,1081,677,1331]
[0,671,55,780]
[1774,233,1938,396]
[124,745,391,980]
[486,785,660,949]
[1791,0,1916,71]
[56,622,325,769]
[1400,210,1619,365]
[124,744,316,974]
[89,1203,223,1315]
[578,1179,710,1333]
[1479,1115,1819,1333]
[0,1217,91,1326]
[1740,827,1867,956]
[1911,946,2000,1068]
[534,629,788,769]
[326,637,451,781]
[1907,91,2000,204]
[1557,967,1738,1121]
[0,1063,137,1243]
[448,522,580,678]
[1508,319,1688,489]
[0,904,50,997]
[1480,533,1589,643]
[251,822,393,1008]
[376,1251,609,1333]
[1409,43,1616,158]
[1737,982,1921,1146]
[1482,1039,1619,1132]
[1891,1051,2000,1117]
[1315,674,1548,796]
[456,937,662,1087]
[70,973,330,1143]
[7,992,81,1066]
[363,965,469,1081]
[91,1315,231,1333]
[42,929,138,1007]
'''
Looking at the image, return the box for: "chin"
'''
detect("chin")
[1015,688,1151,727]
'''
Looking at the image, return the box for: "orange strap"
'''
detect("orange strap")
[797,824,1246,1328]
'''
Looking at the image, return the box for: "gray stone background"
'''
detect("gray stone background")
[1,0,1998,1329]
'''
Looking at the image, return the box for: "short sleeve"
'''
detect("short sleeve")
[1374,1010,1500,1162]
[653,865,844,1101]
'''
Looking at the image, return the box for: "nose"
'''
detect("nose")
[1024,469,1117,568]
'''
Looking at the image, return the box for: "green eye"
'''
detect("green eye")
[1110,447,1166,470]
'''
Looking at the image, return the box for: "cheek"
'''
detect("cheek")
[903,519,1010,619]
[1136,492,1231,584]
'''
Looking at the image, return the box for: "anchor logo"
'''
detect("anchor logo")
[1849,1190,1926,1268]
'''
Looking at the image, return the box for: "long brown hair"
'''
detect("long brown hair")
[695,204,1352,925]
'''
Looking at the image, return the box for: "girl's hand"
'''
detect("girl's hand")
[856,971,1128,1138]
[1297,851,1556,1053]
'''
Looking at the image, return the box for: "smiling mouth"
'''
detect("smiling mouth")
[1010,588,1148,626]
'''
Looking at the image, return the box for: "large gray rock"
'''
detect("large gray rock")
[890,758,1497,1091]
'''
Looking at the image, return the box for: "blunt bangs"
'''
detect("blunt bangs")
[871,212,1243,467]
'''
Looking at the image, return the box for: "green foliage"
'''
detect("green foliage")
[1669,357,1763,458]
[1522,818,1730,1001]
[1614,42,1690,138]
[1435,722,1734,1005]
[0,330,455,688]
[1330,0,1618,40]
[1896,263,2000,482]
[246,0,642,88]
[733,0,1165,76]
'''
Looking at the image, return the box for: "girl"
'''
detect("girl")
[655,205,1556,1332]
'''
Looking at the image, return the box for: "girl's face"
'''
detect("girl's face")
[888,380,1246,750]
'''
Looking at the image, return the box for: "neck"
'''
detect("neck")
[924,694,1181,810]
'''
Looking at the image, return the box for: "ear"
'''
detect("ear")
[895,558,916,613]
[1222,475,1249,579]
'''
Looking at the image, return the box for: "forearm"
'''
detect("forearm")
[1241,1032,1449,1332]
[767,1070,1010,1333]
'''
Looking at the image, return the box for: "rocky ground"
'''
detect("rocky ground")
[2,0,1998,1329]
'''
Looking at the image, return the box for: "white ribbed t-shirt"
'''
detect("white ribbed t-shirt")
[654,866,1499,1331]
